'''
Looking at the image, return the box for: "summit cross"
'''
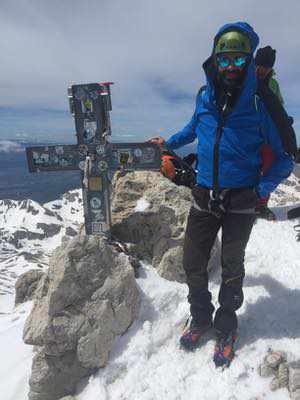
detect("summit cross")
[26,82,161,235]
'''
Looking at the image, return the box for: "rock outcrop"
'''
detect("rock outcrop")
[23,234,140,400]
[258,350,300,399]
[111,171,220,282]
[15,269,45,305]
[23,171,223,399]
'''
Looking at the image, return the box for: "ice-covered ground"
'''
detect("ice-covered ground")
[0,296,32,400]
[1,213,300,400]
[77,216,300,400]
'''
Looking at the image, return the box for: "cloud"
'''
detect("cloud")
[0,140,24,153]
[0,0,300,142]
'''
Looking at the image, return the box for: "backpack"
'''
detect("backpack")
[256,80,297,158]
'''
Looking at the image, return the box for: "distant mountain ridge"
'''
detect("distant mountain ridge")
[0,190,83,295]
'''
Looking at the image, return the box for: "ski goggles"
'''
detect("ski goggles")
[216,54,248,69]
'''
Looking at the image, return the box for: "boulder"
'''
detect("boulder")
[270,377,280,391]
[23,234,140,400]
[111,171,220,282]
[291,389,300,400]
[15,269,45,305]
[277,362,289,388]
[258,363,276,378]
[264,351,286,368]
[289,361,300,393]
[28,349,87,400]
[258,350,289,391]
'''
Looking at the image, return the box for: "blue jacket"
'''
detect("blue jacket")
[165,22,294,198]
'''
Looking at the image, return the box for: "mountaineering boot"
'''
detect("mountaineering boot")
[213,330,238,368]
[180,317,212,351]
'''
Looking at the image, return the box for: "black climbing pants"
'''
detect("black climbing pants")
[183,198,256,335]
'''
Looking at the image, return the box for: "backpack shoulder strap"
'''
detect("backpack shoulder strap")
[256,81,297,157]
[196,85,207,103]
[254,93,268,144]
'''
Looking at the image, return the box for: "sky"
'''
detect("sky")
[1,0,300,145]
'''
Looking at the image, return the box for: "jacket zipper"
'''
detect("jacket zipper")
[213,114,225,197]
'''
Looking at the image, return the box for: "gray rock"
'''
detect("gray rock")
[111,171,220,282]
[270,377,280,391]
[7,228,53,247]
[289,361,300,393]
[156,246,186,283]
[281,179,295,187]
[278,362,289,388]
[20,199,39,215]
[15,269,45,305]
[291,389,300,400]
[258,363,276,378]
[36,223,61,238]
[18,251,44,263]
[264,351,286,368]
[24,235,140,400]
[65,226,77,237]
[44,208,57,217]
[64,192,80,203]
[28,348,89,400]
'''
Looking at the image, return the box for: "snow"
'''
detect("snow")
[134,197,150,212]
[77,218,300,400]
[0,297,32,400]
[1,187,300,399]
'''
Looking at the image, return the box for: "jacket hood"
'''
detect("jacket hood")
[214,22,259,55]
[202,22,260,115]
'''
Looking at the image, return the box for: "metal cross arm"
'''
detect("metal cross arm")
[26,144,79,172]
[26,142,161,173]
[26,82,161,236]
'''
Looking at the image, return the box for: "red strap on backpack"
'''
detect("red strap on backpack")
[261,143,275,175]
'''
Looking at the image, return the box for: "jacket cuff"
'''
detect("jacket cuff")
[255,185,270,200]
[165,139,175,150]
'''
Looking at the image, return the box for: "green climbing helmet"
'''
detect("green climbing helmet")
[214,31,251,54]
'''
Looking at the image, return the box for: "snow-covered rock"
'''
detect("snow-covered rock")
[23,234,140,400]
[289,361,300,393]
[15,269,45,305]
[0,190,83,296]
